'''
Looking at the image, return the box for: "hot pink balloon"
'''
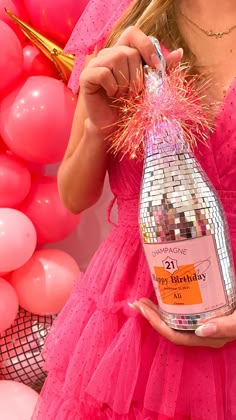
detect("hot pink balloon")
[24,0,89,44]
[0,381,38,420]
[26,161,45,175]
[10,249,81,315]
[0,271,9,276]
[0,136,7,153]
[23,44,58,78]
[0,20,23,93]
[20,175,80,244]
[0,272,12,282]
[0,208,37,272]
[0,76,77,164]
[0,278,19,333]
[0,153,31,207]
[0,1,28,43]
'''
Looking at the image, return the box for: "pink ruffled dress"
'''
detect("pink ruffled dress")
[32,2,236,419]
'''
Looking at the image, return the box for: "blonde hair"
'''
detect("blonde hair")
[106,0,195,68]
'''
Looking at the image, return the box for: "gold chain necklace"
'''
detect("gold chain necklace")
[179,10,236,39]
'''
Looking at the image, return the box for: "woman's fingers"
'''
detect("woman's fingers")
[116,26,183,69]
[195,311,236,339]
[130,298,233,348]
[115,26,161,69]
[82,48,143,98]
[82,26,183,99]
[166,48,184,68]
[80,65,119,97]
[96,46,143,94]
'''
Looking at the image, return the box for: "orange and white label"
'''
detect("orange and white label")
[144,236,227,314]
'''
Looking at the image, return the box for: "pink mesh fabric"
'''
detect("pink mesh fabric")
[64,0,133,94]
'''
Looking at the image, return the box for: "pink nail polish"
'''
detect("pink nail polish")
[128,302,137,310]
[176,47,183,56]
[195,323,217,337]
[128,302,147,318]
[139,305,148,318]
[151,53,160,69]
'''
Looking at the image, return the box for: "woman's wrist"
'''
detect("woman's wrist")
[84,118,107,139]
[83,118,112,153]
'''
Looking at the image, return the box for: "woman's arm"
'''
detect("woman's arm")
[58,27,183,215]
[57,94,108,214]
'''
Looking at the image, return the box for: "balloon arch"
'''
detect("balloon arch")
[0,1,102,418]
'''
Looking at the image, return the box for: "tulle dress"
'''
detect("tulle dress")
[32,77,236,419]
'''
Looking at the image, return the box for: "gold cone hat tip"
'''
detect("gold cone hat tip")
[5,8,75,82]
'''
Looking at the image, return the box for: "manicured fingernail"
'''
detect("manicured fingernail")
[128,302,147,317]
[195,323,217,337]
[137,304,148,318]
[128,302,137,310]
[151,53,160,69]
[176,47,183,57]
[135,67,143,91]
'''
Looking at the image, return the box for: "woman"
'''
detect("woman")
[33,0,236,418]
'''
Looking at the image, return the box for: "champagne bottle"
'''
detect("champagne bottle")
[139,39,236,330]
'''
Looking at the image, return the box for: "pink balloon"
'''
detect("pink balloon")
[26,161,45,175]
[0,153,31,207]
[23,44,58,78]
[10,249,81,315]
[0,20,24,93]
[0,208,37,272]
[0,1,28,43]
[20,175,80,244]
[0,278,19,333]
[24,0,89,44]
[0,380,38,420]
[0,76,77,164]
[0,271,9,276]
[0,136,7,153]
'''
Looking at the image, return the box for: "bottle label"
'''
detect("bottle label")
[143,235,227,314]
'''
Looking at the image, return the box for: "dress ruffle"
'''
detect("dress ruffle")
[33,226,236,420]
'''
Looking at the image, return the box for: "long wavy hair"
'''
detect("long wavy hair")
[106,0,195,68]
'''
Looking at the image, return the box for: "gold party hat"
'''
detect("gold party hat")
[5,9,75,82]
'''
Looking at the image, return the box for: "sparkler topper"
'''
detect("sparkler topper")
[108,37,212,160]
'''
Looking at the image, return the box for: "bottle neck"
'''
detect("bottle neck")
[145,120,189,157]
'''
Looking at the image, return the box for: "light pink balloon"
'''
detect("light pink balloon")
[20,175,80,244]
[0,278,19,333]
[0,76,77,164]
[0,20,24,93]
[24,0,89,44]
[0,1,28,43]
[23,44,58,78]
[0,153,31,207]
[0,208,37,272]
[0,380,38,420]
[10,249,81,315]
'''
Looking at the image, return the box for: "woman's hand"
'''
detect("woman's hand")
[130,298,236,348]
[79,26,183,135]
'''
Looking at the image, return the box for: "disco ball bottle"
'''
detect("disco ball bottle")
[139,38,236,330]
